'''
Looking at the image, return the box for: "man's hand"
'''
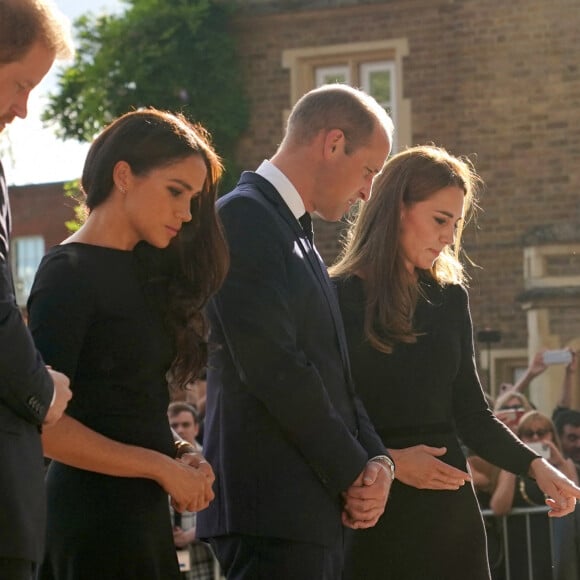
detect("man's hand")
[341,460,392,529]
[43,368,72,425]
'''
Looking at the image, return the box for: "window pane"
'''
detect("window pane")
[12,236,44,305]
[315,65,350,87]
[360,61,394,110]
[368,70,391,104]
[360,61,397,152]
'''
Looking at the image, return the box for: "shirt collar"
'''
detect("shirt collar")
[256,160,305,221]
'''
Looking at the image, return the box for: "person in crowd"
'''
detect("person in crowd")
[556,410,580,468]
[490,411,578,580]
[170,371,208,446]
[197,84,395,580]
[0,1,73,578]
[168,402,220,580]
[553,409,580,580]
[330,145,580,580]
[498,348,576,420]
[27,108,228,579]
[494,391,534,432]
[469,392,533,578]
[497,350,550,395]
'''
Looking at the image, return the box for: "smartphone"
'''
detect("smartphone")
[542,349,572,365]
[527,441,550,459]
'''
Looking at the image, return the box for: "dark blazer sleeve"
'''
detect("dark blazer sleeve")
[212,194,369,494]
[0,162,53,425]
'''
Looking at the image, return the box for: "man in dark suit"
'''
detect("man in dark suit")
[0,1,73,577]
[198,84,395,579]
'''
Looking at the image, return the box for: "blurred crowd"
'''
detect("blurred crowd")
[468,348,580,580]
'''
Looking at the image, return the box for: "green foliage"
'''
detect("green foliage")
[63,179,87,233]
[43,0,248,192]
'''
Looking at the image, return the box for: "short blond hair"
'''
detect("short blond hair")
[0,0,73,64]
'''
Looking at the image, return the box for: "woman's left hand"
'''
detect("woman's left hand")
[179,451,215,482]
[529,457,580,517]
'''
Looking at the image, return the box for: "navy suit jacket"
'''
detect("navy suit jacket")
[197,172,385,548]
[0,161,54,562]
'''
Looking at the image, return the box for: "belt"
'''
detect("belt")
[376,422,454,440]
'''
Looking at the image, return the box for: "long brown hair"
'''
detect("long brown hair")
[330,145,480,353]
[82,108,229,388]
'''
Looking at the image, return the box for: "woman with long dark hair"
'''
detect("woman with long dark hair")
[28,108,229,579]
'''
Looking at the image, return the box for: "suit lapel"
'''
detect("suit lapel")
[239,172,352,378]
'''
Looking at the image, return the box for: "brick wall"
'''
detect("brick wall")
[9,181,75,249]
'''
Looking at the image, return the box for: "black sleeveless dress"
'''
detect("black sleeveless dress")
[28,243,180,580]
[335,275,538,580]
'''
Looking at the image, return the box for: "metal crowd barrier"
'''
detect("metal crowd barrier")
[481,506,554,580]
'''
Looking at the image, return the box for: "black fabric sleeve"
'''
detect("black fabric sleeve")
[27,248,93,386]
[451,286,539,475]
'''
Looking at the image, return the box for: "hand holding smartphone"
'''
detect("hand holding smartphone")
[542,349,573,366]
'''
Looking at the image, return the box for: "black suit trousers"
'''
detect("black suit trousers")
[210,533,344,580]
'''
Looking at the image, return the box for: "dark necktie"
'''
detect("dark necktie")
[299,212,313,244]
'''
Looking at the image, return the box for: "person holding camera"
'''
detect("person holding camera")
[499,348,576,409]
[491,411,578,579]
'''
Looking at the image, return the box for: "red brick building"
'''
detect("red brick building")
[8,181,75,306]
[9,0,580,410]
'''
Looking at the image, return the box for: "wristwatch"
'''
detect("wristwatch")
[371,455,396,481]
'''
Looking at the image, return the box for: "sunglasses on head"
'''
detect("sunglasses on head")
[520,427,550,439]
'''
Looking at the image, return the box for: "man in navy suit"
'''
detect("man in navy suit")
[198,84,395,579]
[0,1,73,577]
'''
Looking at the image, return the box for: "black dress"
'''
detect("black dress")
[335,275,538,580]
[28,243,180,580]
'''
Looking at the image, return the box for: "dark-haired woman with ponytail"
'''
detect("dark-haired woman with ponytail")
[28,108,229,579]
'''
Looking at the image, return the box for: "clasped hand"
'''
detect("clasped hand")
[168,452,215,514]
[341,460,392,529]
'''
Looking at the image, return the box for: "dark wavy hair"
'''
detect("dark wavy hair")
[81,108,229,388]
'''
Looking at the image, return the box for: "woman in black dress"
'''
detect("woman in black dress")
[330,145,580,579]
[28,109,228,579]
